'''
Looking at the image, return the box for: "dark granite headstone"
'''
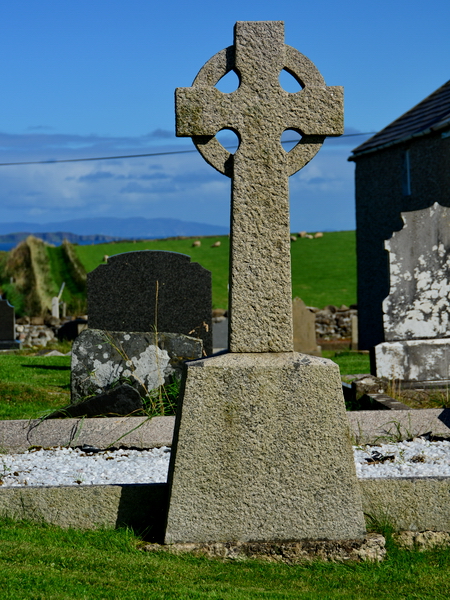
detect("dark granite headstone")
[0,299,20,349]
[87,251,212,355]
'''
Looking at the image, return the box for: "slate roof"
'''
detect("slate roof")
[350,79,450,158]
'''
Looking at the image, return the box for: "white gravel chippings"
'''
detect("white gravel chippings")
[1,439,450,487]
[354,438,450,478]
[0,446,171,487]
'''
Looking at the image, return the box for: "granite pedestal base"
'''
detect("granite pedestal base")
[375,339,450,381]
[164,352,366,544]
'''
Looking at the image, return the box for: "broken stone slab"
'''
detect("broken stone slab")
[71,329,202,404]
[47,383,143,419]
[165,352,366,544]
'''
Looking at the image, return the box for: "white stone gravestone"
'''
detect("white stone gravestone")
[375,202,450,381]
[164,21,365,545]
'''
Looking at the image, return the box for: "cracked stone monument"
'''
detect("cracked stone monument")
[375,203,450,381]
[164,21,366,545]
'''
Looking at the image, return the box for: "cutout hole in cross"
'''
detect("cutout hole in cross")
[279,68,303,93]
[215,69,240,93]
[281,129,302,153]
[215,129,240,154]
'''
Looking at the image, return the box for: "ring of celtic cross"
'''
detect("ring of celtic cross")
[189,45,329,177]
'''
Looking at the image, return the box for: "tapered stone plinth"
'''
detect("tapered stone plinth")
[165,352,365,544]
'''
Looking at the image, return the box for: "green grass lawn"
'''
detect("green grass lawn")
[74,230,356,309]
[0,519,448,599]
[0,353,71,419]
[323,351,370,375]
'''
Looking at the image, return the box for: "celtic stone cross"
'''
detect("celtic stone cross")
[176,21,343,352]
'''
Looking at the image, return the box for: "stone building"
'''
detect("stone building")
[349,80,450,350]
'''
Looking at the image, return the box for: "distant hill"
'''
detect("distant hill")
[0,218,229,239]
[0,232,118,245]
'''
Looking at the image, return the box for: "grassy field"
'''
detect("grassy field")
[74,230,356,309]
[0,518,448,599]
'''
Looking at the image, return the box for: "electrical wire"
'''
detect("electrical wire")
[0,132,376,167]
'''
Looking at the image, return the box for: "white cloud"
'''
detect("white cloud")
[0,130,361,230]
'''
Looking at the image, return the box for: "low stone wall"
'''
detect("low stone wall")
[15,321,57,347]
[311,305,357,341]
[15,315,87,348]
[0,479,448,551]
[13,305,357,348]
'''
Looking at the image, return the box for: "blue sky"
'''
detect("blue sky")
[0,0,449,232]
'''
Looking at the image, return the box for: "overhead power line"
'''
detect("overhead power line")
[0,132,376,167]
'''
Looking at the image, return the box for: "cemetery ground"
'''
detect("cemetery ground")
[0,346,367,421]
[0,516,449,599]
[3,355,450,597]
[1,233,450,595]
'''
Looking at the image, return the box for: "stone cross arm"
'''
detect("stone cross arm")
[176,85,343,138]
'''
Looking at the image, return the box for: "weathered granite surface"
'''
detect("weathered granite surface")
[165,352,366,544]
[71,329,202,404]
[347,408,450,444]
[0,416,175,453]
[87,250,212,355]
[0,484,168,535]
[176,21,343,352]
[361,478,450,533]
[375,203,450,380]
